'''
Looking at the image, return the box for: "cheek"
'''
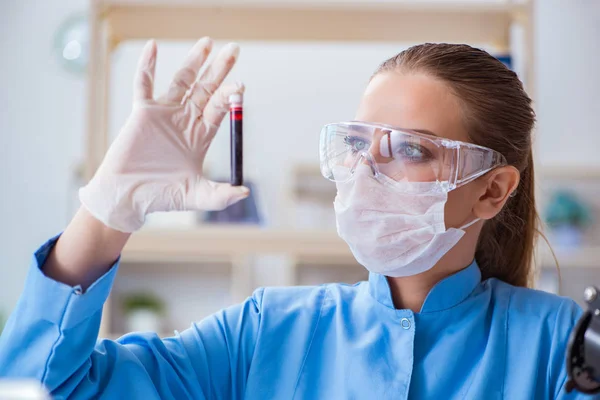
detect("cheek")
[444,184,478,228]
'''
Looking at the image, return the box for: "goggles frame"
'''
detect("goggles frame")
[320,121,508,193]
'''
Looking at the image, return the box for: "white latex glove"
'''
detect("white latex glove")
[79,38,249,232]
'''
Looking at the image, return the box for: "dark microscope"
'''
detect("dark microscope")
[566,286,600,394]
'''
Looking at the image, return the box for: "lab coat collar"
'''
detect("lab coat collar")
[367,259,482,313]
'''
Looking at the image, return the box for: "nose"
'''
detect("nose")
[358,152,379,177]
[367,131,394,163]
[362,131,408,182]
[352,131,393,178]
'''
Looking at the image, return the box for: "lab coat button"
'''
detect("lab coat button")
[400,318,411,329]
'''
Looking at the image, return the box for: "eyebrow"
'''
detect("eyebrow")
[350,121,440,138]
[410,128,439,137]
[349,124,372,135]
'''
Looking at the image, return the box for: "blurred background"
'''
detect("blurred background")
[0,0,599,338]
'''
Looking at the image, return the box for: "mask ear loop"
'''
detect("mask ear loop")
[458,217,481,231]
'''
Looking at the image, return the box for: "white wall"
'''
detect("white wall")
[0,0,87,315]
[535,0,600,168]
[1,0,600,317]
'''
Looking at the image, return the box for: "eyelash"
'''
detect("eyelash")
[396,142,434,162]
[343,136,369,153]
[341,135,434,163]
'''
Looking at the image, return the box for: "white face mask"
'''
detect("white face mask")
[333,164,479,277]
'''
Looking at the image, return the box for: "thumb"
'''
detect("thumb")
[133,39,157,101]
[188,180,250,211]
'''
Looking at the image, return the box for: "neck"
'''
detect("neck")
[386,224,480,312]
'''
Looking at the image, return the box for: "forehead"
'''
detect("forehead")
[354,71,468,142]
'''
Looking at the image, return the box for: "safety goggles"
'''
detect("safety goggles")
[319,121,507,193]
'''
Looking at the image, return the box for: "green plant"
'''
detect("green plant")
[545,191,592,229]
[122,293,165,315]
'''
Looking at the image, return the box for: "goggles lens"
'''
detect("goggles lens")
[320,122,506,192]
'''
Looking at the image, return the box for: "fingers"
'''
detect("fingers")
[188,43,240,112]
[133,40,157,101]
[186,179,250,211]
[202,82,245,132]
[164,37,213,103]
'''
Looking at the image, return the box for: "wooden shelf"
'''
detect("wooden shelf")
[539,246,600,269]
[123,226,355,263]
[99,0,523,9]
[123,226,600,269]
[537,166,600,180]
[98,0,526,46]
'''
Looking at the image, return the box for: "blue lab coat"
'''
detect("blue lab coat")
[0,236,591,399]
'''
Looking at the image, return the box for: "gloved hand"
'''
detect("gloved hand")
[79,38,249,232]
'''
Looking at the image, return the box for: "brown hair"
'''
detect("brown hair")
[375,43,537,287]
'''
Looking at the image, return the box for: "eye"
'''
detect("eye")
[395,142,433,162]
[343,136,370,153]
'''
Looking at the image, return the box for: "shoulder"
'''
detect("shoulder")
[255,281,364,314]
[486,277,582,326]
[249,282,364,331]
[486,278,582,381]
[486,279,584,398]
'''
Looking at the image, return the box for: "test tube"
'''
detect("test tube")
[229,93,243,186]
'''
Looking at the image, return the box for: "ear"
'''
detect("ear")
[473,166,520,220]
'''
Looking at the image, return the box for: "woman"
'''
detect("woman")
[0,38,587,399]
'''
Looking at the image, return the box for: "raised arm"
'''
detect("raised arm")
[0,37,256,399]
